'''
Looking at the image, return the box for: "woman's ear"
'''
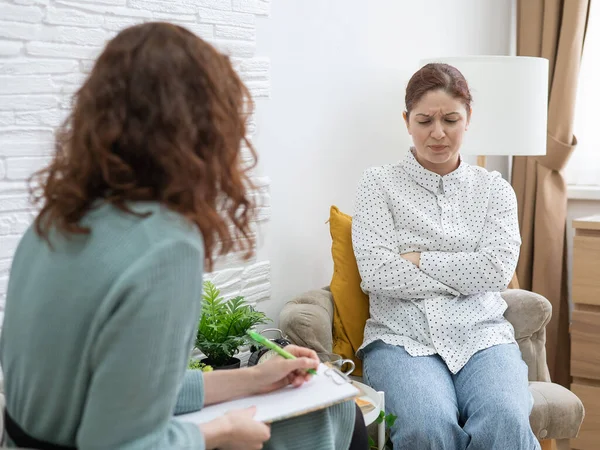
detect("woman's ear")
[402,111,411,135]
[465,106,472,130]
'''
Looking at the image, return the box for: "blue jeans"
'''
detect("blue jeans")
[362,341,540,450]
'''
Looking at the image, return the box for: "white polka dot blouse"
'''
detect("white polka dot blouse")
[352,148,522,373]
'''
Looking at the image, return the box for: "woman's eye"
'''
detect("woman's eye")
[445,119,458,124]
[418,121,430,125]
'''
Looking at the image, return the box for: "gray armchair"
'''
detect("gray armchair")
[280,288,584,450]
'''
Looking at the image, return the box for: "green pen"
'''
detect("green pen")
[247,330,318,375]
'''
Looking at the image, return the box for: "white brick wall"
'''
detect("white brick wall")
[0,0,272,319]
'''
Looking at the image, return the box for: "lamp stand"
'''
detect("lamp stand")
[476,155,487,168]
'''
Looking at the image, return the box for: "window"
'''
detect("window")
[565,1,600,187]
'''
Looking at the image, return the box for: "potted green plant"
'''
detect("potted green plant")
[195,280,270,370]
[188,360,213,372]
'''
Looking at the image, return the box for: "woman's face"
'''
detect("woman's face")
[403,89,470,175]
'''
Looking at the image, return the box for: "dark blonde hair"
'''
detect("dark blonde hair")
[31,22,257,271]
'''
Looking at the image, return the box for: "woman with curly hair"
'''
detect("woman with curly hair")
[0,23,365,450]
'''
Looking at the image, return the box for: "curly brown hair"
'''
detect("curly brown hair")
[30,22,257,271]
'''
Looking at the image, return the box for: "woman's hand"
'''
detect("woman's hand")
[199,346,318,448]
[200,406,271,450]
[401,252,421,267]
[249,345,320,394]
[202,347,318,406]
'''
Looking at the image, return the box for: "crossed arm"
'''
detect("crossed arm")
[352,169,521,298]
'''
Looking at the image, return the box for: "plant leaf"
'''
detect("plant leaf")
[368,436,376,450]
[385,413,397,427]
[195,282,271,365]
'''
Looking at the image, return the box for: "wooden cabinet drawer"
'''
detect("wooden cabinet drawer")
[571,310,600,380]
[570,384,600,449]
[573,236,600,306]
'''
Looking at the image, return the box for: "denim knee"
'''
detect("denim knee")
[393,409,466,450]
[467,396,538,450]
[478,395,531,427]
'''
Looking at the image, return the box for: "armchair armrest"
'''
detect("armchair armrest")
[529,382,584,439]
[280,287,553,383]
[501,289,552,382]
[279,288,335,357]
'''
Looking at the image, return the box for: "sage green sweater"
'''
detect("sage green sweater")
[0,203,206,448]
[0,202,355,450]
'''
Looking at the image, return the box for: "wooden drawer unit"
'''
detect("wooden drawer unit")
[571,215,600,449]
[571,383,600,450]
[571,309,600,380]
[573,235,600,307]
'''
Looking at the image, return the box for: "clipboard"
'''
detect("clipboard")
[175,363,359,424]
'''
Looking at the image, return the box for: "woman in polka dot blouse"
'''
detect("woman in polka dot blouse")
[352,63,540,450]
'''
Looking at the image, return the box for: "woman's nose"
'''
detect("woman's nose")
[431,121,446,140]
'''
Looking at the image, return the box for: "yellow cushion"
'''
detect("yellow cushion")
[329,205,370,376]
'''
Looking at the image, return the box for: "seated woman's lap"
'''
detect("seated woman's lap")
[361,341,539,450]
[362,340,469,450]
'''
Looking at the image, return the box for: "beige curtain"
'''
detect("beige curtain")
[513,0,590,387]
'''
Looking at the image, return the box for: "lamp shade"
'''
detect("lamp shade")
[417,56,548,156]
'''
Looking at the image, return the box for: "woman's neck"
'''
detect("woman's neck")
[413,151,460,176]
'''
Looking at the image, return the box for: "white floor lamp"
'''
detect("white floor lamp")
[417,56,549,169]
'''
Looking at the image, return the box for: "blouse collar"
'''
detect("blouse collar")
[400,147,469,196]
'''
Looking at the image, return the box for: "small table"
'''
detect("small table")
[352,380,386,450]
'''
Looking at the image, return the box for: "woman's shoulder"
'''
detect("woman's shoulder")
[132,203,204,254]
[81,201,204,262]
[465,165,514,192]
[362,163,403,176]
[358,163,404,186]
